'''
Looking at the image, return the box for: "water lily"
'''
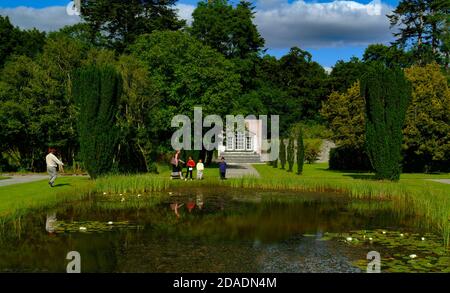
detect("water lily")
[382,231,386,234]
[369,237,373,241]
[137,194,141,197]
[346,237,352,241]
[400,233,404,237]
[103,192,107,195]
[421,237,425,241]
[119,193,123,196]
[79,227,87,231]
[409,254,417,259]
[121,198,125,202]
[108,221,113,225]
[169,192,173,195]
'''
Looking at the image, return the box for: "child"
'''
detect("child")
[185,156,195,180]
[218,157,227,180]
[196,159,204,180]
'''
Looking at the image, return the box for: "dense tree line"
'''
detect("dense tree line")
[0,0,448,175]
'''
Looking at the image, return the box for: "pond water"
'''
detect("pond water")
[0,188,449,273]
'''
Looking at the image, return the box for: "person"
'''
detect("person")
[218,157,227,180]
[46,148,64,187]
[171,150,184,179]
[185,156,195,180]
[196,159,204,180]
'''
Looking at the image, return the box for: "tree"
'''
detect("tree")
[321,81,365,149]
[73,65,122,178]
[388,0,450,66]
[279,138,286,169]
[81,0,185,52]
[278,47,328,123]
[0,16,46,67]
[328,57,365,93]
[296,129,304,175]
[363,44,413,68]
[361,63,411,180]
[287,137,294,172]
[191,0,264,59]
[131,31,241,159]
[403,63,450,172]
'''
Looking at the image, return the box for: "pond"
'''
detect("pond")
[0,188,449,273]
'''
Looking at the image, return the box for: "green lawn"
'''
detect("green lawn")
[0,176,9,180]
[0,176,92,219]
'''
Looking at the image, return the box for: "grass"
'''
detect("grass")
[0,176,93,220]
[0,177,9,180]
[0,162,449,245]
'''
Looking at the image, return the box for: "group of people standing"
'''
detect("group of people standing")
[171,150,227,180]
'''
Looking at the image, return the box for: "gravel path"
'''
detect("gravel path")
[226,164,260,178]
[427,179,450,185]
[0,175,49,187]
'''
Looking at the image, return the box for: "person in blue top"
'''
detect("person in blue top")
[218,157,227,180]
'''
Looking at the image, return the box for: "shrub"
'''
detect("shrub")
[304,139,321,164]
[329,146,373,171]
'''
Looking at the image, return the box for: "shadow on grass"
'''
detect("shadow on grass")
[343,174,378,180]
[53,183,71,188]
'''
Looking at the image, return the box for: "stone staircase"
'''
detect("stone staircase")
[219,152,262,163]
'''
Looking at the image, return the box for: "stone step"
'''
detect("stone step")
[219,155,261,163]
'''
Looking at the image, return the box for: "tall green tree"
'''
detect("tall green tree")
[287,137,294,172]
[321,81,365,149]
[73,65,122,178]
[191,0,264,59]
[131,31,241,158]
[296,128,305,175]
[403,63,450,172]
[361,63,411,180]
[388,0,450,66]
[278,47,328,123]
[363,44,413,68]
[279,138,286,169]
[81,0,185,52]
[0,16,46,67]
[328,57,365,93]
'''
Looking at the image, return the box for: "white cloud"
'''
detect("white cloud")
[0,6,81,32]
[0,1,394,49]
[254,0,394,48]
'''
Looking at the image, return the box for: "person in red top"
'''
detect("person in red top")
[185,156,196,180]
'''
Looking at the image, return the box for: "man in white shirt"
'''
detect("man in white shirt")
[46,148,64,187]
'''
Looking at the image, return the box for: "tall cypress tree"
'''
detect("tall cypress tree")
[296,128,305,175]
[279,138,286,169]
[287,137,295,172]
[73,64,122,179]
[361,63,411,180]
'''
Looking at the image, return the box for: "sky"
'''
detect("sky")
[0,0,400,69]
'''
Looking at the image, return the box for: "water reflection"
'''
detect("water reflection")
[45,212,57,234]
[0,188,445,273]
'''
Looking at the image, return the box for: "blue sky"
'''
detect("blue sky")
[0,0,400,68]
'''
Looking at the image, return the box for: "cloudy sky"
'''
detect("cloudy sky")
[0,0,399,68]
